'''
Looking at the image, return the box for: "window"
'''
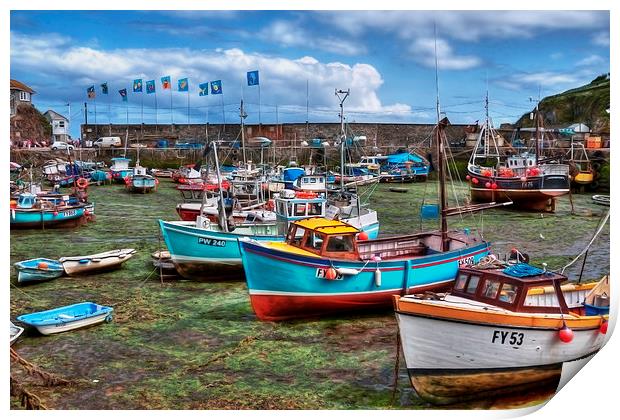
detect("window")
[294,203,307,216]
[287,225,306,246]
[499,283,519,304]
[466,275,480,294]
[58,121,65,128]
[307,203,323,216]
[482,279,501,299]
[455,273,468,291]
[325,235,354,253]
[19,91,30,101]
[303,231,325,252]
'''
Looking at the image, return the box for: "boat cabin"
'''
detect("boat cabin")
[275,190,326,235]
[284,218,361,259]
[17,193,36,209]
[294,175,326,192]
[110,157,131,171]
[452,265,571,314]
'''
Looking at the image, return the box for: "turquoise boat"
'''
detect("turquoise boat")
[125,166,157,193]
[239,217,490,321]
[109,157,133,183]
[14,258,65,284]
[17,302,113,335]
[10,193,89,229]
[159,189,379,280]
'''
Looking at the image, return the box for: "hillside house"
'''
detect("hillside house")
[44,109,70,143]
[10,79,35,116]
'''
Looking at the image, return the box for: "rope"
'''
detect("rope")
[390,323,401,406]
[559,209,610,274]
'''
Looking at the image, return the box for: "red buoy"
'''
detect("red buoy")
[559,325,574,343]
[472,178,479,184]
[491,183,498,190]
[485,182,491,188]
[84,210,90,216]
[325,267,337,280]
[53,211,59,216]
[465,175,471,181]
[600,320,608,335]
[358,231,369,241]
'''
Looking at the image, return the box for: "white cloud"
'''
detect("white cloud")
[258,20,366,56]
[576,54,605,67]
[409,38,481,70]
[315,10,609,43]
[592,31,610,47]
[493,68,603,92]
[10,31,407,119]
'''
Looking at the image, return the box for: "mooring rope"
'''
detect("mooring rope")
[559,208,610,274]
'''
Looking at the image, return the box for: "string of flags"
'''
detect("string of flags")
[86,70,260,101]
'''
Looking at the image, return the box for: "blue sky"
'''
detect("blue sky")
[10,10,610,139]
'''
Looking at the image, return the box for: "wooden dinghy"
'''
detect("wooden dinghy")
[59,249,136,276]
[14,258,65,284]
[17,302,113,335]
[11,322,24,345]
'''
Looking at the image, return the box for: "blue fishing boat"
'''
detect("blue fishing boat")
[125,165,157,193]
[239,218,490,321]
[17,302,113,335]
[10,192,90,229]
[109,157,133,183]
[14,258,65,284]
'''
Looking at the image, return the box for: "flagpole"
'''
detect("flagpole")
[108,87,111,136]
[170,84,173,126]
[155,89,158,133]
[187,83,190,124]
[221,94,225,129]
[140,91,144,138]
[205,96,209,143]
[94,96,98,137]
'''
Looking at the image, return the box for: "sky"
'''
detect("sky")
[9,9,610,139]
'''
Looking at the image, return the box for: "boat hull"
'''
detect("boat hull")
[469,173,569,212]
[241,239,490,321]
[10,206,87,229]
[394,308,606,405]
[60,249,136,276]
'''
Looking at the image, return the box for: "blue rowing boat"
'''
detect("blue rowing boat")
[17,302,114,335]
[14,258,65,284]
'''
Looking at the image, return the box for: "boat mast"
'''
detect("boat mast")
[335,89,350,192]
[433,25,449,252]
[534,86,541,163]
[240,99,248,167]
[211,141,228,233]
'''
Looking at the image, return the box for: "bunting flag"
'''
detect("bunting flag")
[247,70,259,86]
[101,82,109,94]
[178,78,189,92]
[119,88,128,102]
[87,85,96,99]
[210,80,223,95]
[146,80,156,94]
[199,82,209,96]
[133,79,143,92]
[161,76,171,90]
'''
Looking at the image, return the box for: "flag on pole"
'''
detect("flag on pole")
[101,82,109,94]
[199,82,209,96]
[119,88,128,102]
[87,85,96,99]
[178,78,189,92]
[210,80,223,95]
[133,79,143,92]
[146,80,156,94]
[247,70,259,86]
[161,76,171,90]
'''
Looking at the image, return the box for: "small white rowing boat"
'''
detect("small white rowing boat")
[59,249,136,276]
[11,322,24,345]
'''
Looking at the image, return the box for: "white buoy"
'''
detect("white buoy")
[336,268,360,276]
[374,268,382,287]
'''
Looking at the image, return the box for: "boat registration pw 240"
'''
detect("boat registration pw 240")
[198,237,226,247]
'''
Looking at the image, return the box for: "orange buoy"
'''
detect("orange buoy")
[76,177,89,189]
[358,231,369,241]
[10,200,17,209]
[325,267,337,280]
[559,325,574,343]
[37,261,48,269]
[600,320,608,335]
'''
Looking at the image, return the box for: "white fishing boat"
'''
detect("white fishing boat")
[393,265,610,405]
[59,249,136,276]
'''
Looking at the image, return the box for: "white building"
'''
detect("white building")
[43,109,70,143]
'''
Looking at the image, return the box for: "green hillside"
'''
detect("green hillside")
[517,74,610,133]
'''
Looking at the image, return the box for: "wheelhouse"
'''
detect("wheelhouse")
[452,266,570,314]
[285,218,361,259]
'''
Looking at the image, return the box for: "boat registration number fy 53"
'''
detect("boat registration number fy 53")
[492,330,524,346]
[198,237,226,247]
[458,256,475,266]
[316,268,343,280]
[62,209,77,217]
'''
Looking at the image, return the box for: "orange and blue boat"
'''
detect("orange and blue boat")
[239,217,490,321]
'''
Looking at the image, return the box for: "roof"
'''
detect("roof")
[292,217,360,234]
[10,79,35,94]
[43,110,68,121]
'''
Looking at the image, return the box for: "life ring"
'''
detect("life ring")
[76,178,89,189]
[266,199,275,211]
